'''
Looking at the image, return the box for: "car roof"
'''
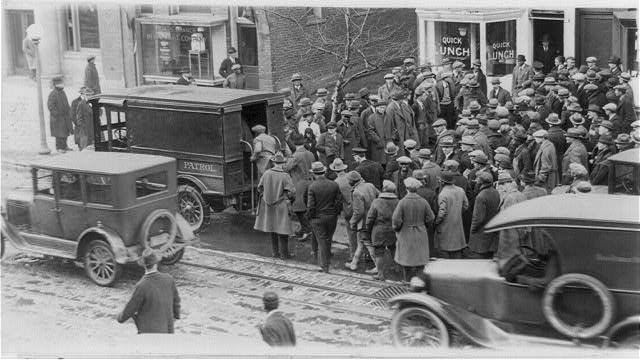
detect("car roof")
[94,85,283,109]
[30,152,175,174]
[608,148,640,165]
[484,194,640,232]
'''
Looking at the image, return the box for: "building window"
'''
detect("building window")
[238,25,257,66]
[65,4,100,51]
[140,24,212,79]
[178,5,211,14]
[139,5,153,15]
[434,21,480,69]
[486,20,517,76]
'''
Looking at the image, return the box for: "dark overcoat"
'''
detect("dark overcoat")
[365,192,399,247]
[260,311,296,347]
[392,192,435,266]
[84,62,101,94]
[435,184,469,252]
[468,184,500,254]
[117,272,180,334]
[47,88,72,138]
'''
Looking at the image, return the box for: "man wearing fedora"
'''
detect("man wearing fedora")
[258,291,296,347]
[545,113,566,178]
[223,64,246,89]
[290,73,309,111]
[365,99,390,164]
[471,59,487,97]
[488,78,511,107]
[75,87,94,151]
[455,78,488,111]
[590,134,615,186]
[84,55,101,95]
[254,152,296,259]
[117,248,181,334]
[533,129,558,193]
[175,68,193,85]
[47,76,72,153]
[534,34,558,75]
[512,55,534,95]
[331,158,357,258]
[307,162,343,273]
[219,47,241,79]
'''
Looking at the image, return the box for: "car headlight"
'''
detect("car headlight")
[410,276,426,292]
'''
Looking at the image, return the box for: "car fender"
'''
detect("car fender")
[1,215,26,247]
[177,174,207,194]
[77,225,130,264]
[388,292,511,348]
[606,315,640,341]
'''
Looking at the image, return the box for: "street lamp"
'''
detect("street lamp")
[26,24,51,155]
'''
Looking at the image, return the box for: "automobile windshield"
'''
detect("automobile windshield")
[136,171,168,198]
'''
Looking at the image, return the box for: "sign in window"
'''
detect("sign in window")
[486,20,517,76]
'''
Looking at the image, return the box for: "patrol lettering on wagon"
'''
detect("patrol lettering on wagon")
[179,160,220,175]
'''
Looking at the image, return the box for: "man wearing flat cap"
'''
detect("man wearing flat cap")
[316,122,344,166]
[223,63,246,89]
[512,55,534,95]
[84,54,101,95]
[345,171,380,273]
[435,70,457,129]
[378,73,402,103]
[468,171,500,259]
[488,78,511,106]
[589,134,615,185]
[251,124,279,179]
[561,128,589,185]
[603,102,624,137]
[532,129,558,193]
[307,162,343,273]
[614,85,638,127]
[387,89,418,151]
[290,73,309,111]
[74,87,94,151]
[434,171,469,259]
[365,100,390,164]
[219,47,241,79]
[353,147,384,190]
[258,291,296,347]
[337,109,364,167]
[117,248,181,334]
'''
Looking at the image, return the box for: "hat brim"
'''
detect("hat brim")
[329,165,348,171]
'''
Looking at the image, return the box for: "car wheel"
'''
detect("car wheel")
[160,245,185,266]
[391,307,450,347]
[615,330,640,349]
[84,239,120,287]
[542,273,615,340]
[140,209,177,254]
[177,185,210,233]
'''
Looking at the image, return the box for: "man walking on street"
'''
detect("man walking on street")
[117,249,180,334]
[47,76,72,153]
[307,162,343,273]
[345,171,380,272]
[84,55,101,94]
[258,291,296,347]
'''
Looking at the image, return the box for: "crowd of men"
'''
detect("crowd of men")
[250,53,638,281]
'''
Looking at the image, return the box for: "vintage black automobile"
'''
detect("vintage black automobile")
[388,194,640,349]
[90,86,285,232]
[1,152,196,286]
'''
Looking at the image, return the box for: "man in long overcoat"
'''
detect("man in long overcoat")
[251,125,279,180]
[345,171,379,272]
[283,133,315,183]
[434,171,469,259]
[84,55,101,94]
[386,90,417,151]
[316,122,344,166]
[117,249,180,334]
[512,55,534,95]
[545,113,566,179]
[561,128,589,184]
[47,76,72,152]
[533,130,558,193]
[366,101,391,164]
[75,87,94,150]
[467,172,500,259]
[392,177,435,282]
[366,180,399,280]
[590,134,615,186]
[254,153,296,259]
[337,111,363,167]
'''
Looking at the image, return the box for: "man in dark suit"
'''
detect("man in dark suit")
[353,147,384,190]
[488,78,511,106]
[307,162,343,273]
[471,60,487,97]
[219,47,241,79]
[259,292,296,346]
[534,34,558,74]
[117,249,180,333]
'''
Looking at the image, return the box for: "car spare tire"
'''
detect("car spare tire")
[542,273,615,339]
[140,209,177,254]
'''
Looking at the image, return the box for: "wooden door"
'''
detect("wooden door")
[238,25,259,89]
[579,13,612,67]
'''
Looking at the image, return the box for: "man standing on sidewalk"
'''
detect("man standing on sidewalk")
[84,55,101,95]
[117,249,181,333]
[47,76,72,153]
[74,87,94,151]
[307,162,343,273]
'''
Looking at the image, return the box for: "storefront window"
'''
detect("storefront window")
[78,4,100,48]
[486,20,517,76]
[141,24,212,80]
[435,22,480,69]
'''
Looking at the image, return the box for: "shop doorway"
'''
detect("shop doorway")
[532,18,564,72]
[6,10,34,76]
[238,24,258,89]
